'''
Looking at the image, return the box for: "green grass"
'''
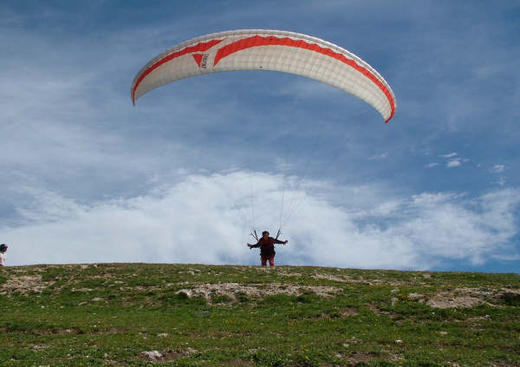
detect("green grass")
[0,264,519,366]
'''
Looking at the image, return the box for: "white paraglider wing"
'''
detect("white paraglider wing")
[131,29,396,122]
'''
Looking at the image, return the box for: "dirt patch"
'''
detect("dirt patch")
[0,274,52,295]
[340,307,359,317]
[31,344,48,351]
[176,282,341,303]
[140,348,198,363]
[277,271,304,278]
[426,288,520,309]
[408,292,425,300]
[408,292,426,304]
[313,273,356,283]
[427,294,483,309]
[344,351,373,365]
[312,273,407,286]
[367,304,395,317]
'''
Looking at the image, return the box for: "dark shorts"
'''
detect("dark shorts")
[261,254,275,266]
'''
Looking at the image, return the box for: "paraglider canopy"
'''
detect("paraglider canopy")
[131,29,396,122]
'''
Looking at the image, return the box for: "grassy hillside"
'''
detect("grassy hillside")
[0,263,519,366]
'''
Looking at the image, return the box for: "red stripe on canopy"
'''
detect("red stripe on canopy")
[132,39,222,104]
[214,35,395,122]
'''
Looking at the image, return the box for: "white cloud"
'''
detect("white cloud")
[368,152,388,160]
[446,159,462,168]
[492,254,520,261]
[437,152,468,168]
[2,172,518,270]
[489,165,507,186]
[440,152,458,158]
[491,164,506,173]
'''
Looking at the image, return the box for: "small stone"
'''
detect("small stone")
[395,339,403,344]
[185,347,198,355]
[141,350,162,361]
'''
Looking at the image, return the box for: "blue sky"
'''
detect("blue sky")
[1,0,519,272]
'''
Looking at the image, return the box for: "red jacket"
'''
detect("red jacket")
[251,237,285,256]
